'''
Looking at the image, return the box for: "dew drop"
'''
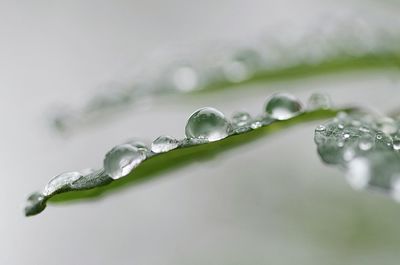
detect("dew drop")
[231,112,252,127]
[377,117,397,135]
[307,93,332,110]
[338,124,344,130]
[25,192,46,216]
[151,135,180,153]
[125,139,149,152]
[104,144,146,179]
[393,139,400,151]
[359,127,370,133]
[358,135,374,151]
[315,125,326,132]
[185,107,231,142]
[264,93,302,120]
[43,171,82,196]
[346,158,370,190]
[250,121,262,129]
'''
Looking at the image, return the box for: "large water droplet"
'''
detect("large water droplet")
[264,93,302,120]
[185,107,231,142]
[43,171,83,196]
[151,135,180,153]
[125,139,149,152]
[25,192,46,216]
[104,144,146,179]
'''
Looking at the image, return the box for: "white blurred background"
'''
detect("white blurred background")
[1,1,400,264]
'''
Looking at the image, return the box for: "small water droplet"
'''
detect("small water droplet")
[343,133,350,139]
[264,93,302,120]
[307,93,332,110]
[231,112,252,127]
[393,139,400,151]
[358,135,374,151]
[359,127,370,133]
[250,121,262,129]
[172,66,198,92]
[376,134,383,140]
[337,112,348,121]
[338,124,344,130]
[315,125,326,132]
[346,158,370,190]
[43,171,82,196]
[104,144,146,179]
[151,135,180,153]
[185,107,231,142]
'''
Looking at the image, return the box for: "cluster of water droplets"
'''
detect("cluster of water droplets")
[49,15,400,133]
[314,111,400,200]
[27,92,326,216]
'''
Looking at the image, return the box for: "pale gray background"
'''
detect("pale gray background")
[1,1,400,264]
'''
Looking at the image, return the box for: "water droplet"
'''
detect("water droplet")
[185,107,231,142]
[346,158,370,190]
[104,144,146,179]
[343,133,350,139]
[393,139,400,151]
[307,93,332,110]
[151,135,180,153]
[358,135,374,151]
[314,125,327,144]
[359,127,370,133]
[338,124,344,130]
[25,192,46,216]
[377,117,397,135]
[250,121,262,129]
[264,93,302,120]
[231,112,252,127]
[125,139,149,152]
[172,66,198,92]
[376,134,383,140]
[337,112,348,121]
[43,171,82,196]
